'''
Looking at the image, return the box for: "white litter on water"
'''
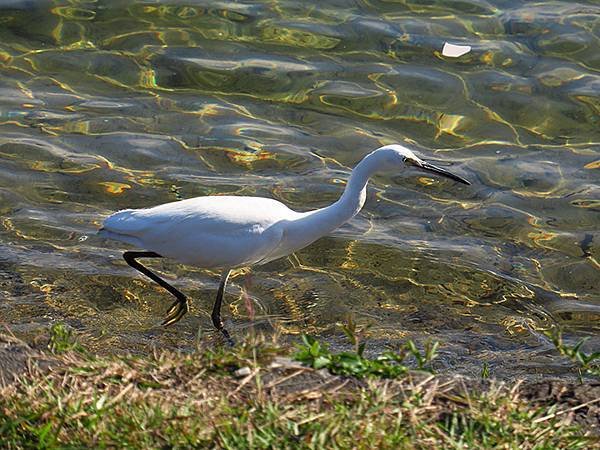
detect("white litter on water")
[442,42,471,57]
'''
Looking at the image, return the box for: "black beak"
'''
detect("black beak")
[419,161,470,185]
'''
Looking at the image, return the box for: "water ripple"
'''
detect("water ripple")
[0,0,598,379]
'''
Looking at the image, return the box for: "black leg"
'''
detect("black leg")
[123,251,189,326]
[211,269,234,345]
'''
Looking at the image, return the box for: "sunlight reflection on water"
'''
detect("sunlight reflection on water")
[0,0,598,380]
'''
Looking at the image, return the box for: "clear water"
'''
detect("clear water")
[0,0,598,380]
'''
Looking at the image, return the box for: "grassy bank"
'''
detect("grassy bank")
[0,326,598,449]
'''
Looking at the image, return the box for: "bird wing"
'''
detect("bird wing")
[102,196,294,238]
[100,196,295,268]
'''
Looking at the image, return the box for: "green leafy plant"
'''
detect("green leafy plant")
[294,334,413,378]
[481,362,490,380]
[294,319,438,378]
[340,315,368,356]
[48,323,86,355]
[546,328,600,377]
[405,339,439,371]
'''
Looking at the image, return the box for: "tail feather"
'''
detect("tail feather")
[99,209,150,248]
[102,209,148,235]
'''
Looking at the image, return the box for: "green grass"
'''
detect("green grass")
[0,325,595,449]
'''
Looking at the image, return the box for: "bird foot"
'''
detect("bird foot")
[218,327,235,347]
[211,314,234,346]
[162,299,189,326]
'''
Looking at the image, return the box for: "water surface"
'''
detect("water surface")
[1,0,599,379]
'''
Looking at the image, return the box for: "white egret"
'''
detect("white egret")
[99,144,470,342]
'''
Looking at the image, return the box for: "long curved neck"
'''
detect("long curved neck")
[289,151,383,243]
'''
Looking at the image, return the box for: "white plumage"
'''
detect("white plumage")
[100,196,294,268]
[99,144,469,338]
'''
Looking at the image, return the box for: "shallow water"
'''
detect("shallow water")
[0,0,598,380]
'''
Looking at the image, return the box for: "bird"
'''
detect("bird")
[98,144,470,343]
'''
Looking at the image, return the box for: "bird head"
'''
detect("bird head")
[379,144,470,185]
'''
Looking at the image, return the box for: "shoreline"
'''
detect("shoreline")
[1,330,598,448]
